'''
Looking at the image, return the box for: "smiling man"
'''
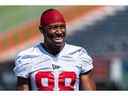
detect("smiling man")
[14,8,96,91]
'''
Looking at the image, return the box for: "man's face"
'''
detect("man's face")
[43,22,66,47]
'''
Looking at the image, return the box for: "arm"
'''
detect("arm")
[80,70,96,90]
[16,77,29,90]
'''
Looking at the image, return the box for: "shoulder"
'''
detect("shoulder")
[65,43,82,50]
[64,43,92,61]
[64,43,87,54]
[15,43,41,61]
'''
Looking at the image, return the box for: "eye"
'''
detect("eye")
[47,25,57,30]
[47,24,65,30]
[52,25,58,29]
[59,25,65,29]
[47,26,52,30]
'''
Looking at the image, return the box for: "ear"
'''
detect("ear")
[39,25,44,34]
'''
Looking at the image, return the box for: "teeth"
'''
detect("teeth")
[55,38,62,40]
[54,38,63,42]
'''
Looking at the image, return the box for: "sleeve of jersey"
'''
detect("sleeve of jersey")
[79,48,93,74]
[13,54,30,78]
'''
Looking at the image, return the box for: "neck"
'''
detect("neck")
[43,42,65,55]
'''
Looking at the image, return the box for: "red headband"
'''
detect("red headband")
[40,9,65,27]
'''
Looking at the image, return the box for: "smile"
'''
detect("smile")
[54,37,64,43]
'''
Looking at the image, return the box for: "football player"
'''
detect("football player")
[14,8,96,90]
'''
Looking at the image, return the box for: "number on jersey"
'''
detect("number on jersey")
[35,71,77,90]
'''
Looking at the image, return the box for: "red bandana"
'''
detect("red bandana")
[40,9,65,27]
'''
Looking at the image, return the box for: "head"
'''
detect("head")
[39,9,66,50]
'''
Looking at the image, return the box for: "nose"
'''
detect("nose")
[55,27,63,34]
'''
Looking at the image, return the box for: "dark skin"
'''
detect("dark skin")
[16,22,96,90]
[40,22,66,55]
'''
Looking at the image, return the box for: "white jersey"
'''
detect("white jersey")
[14,43,93,90]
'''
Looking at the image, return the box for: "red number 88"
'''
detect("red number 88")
[35,71,77,91]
